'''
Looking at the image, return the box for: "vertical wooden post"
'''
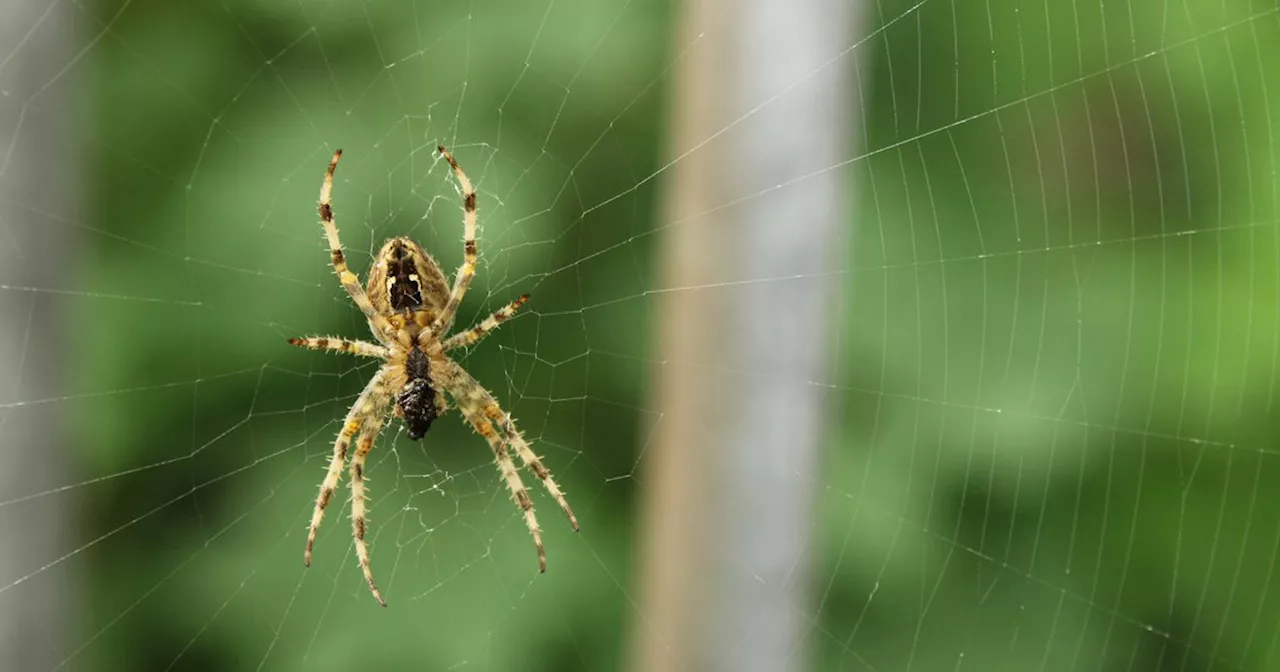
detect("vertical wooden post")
[0,1,79,668]
[630,0,858,670]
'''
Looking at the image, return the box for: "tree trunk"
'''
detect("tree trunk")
[629,0,859,670]
[0,1,80,668]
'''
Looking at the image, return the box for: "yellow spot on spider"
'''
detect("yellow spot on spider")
[340,271,359,285]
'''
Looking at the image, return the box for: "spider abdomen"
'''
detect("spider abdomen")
[367,237,451,321]
[398,347,438,440]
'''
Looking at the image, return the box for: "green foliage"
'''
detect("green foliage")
[80,0,1279,669]
[822,1,1280,669]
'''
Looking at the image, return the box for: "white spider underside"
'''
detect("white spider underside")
[289,146,578,607]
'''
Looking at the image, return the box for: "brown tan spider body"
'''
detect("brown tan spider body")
[289,147,578,607]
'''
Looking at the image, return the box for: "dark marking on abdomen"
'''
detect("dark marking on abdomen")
[398,347,437,440]
[386,240,424,311]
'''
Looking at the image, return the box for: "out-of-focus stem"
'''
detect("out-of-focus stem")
[629,0,858,670]
[0,1,79,668]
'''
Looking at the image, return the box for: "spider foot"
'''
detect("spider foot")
[368,581,387,608]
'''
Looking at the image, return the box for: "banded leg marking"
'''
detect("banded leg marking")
[465,411,545,572]
[288,336,389,359]
[305,369,387,566]
[434,145,478,335]
[318,150,392,338]
[490,406,580,532]
[350,413,389,606]
[447,360,579,533]
[443,294,530,351]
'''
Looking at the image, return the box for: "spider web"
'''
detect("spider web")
[0,0,1278,670]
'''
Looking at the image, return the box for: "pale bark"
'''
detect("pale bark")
[630,0,859,670]
[0,1,79,668]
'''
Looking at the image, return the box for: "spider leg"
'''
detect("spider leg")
[318,150,393,340]
[445,360,579,531]
[433,389,449,416]
[350,410,389,606]
[304,368,387,566]
[458,408,546,572]
[288,336,390,358]
[442,294,530,351]
[489,407,580,532]
[433,145,478,335]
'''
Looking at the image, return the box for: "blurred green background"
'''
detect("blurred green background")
[32,0,1280,668]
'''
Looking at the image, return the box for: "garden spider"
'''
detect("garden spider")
[290,146,579,606]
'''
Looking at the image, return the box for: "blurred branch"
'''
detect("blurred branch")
[0,0,79,668]
[631,0,858,670]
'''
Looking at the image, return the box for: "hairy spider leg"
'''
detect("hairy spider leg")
[443,294,530,351]
[460,408,546,572]
[350,411,389,606]
[433,146,478,336]
[490,408,580,532]
[443,362,580,570]
[287,336,389,358]
[319,149,394,340]
[445,361,579,531]
[305,368,387,566]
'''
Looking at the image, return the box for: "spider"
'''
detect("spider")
[290,146,579,606]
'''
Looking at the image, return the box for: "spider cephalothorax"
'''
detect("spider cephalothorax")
[288,147,578,606]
